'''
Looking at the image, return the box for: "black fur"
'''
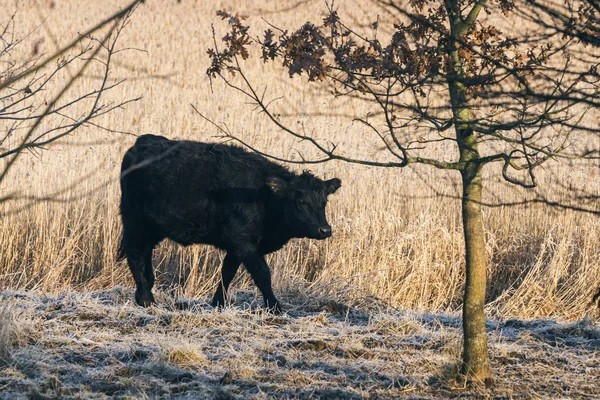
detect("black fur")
[119,134,341,312]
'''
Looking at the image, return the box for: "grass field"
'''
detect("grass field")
[0,0,599,397]
[0,288,599,399]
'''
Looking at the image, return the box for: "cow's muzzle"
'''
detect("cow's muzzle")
[316,225,332,239]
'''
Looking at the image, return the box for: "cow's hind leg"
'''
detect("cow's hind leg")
[143,250,155,295]
[121,220,161,307]
[124,245,155,307]
[243,253,281,314]
[212,253,241,308]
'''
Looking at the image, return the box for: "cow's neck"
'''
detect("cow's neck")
[260,197,294,254]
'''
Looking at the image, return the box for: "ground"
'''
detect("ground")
[0,288,598,399]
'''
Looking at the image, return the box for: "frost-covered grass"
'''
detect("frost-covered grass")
[0,288,598,399]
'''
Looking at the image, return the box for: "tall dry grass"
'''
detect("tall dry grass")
[0,0,598,321]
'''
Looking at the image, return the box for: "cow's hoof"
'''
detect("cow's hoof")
[265,301,283,315]
[135,291,155,307]
[136,299,155,307]
[211,296,226,310]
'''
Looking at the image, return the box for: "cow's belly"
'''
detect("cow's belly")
[163,222,213,247]
[146,201,221,247]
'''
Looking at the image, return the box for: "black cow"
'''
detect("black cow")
[118,134,341,313]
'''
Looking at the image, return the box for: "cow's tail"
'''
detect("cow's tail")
[116,233,126,262]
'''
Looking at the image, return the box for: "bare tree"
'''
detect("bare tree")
[0,0,143,207]
[204,0,600,383]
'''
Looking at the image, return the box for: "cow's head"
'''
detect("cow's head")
[266,172,341,239]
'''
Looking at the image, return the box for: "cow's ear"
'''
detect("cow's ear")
[325,178,341,195]
[266,177,288,195]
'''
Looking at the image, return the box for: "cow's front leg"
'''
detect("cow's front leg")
[212,253,242,308]
[243,253,282,314]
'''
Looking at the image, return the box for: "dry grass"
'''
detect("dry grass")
[2,2,599,396]
[0,8,599,396]
[1,0,598,321]
[0,288,597,399]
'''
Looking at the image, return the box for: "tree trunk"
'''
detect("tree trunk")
[460,164,491,383]
[445,0,492,383]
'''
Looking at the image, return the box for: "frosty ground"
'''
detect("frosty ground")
[0,288,598,399]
